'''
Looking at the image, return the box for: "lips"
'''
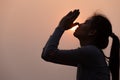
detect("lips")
[75,26,80,32]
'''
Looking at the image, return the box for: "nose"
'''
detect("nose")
[75,23,84,31]
[76,23,82,29]
[73,22,80,27]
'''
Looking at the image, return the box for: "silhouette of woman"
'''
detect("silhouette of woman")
[41,9,119,80]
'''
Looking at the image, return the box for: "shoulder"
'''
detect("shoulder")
[77,45,103,57]
[80,45,105,64]
[81,45,101,52]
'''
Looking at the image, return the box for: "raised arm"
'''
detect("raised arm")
[41,10,99,66]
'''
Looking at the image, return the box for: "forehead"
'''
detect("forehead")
[85,17,93,23]
[83,18,94,30]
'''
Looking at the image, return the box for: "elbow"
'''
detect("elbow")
[41,54,49,61]
[41,51,49,61]
[41,47,56,62]
[41,53,45,60]
[41,49,52,62]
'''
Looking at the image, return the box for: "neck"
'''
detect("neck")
[79,38,94,47]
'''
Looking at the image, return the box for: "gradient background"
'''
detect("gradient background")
[1,0,120,80]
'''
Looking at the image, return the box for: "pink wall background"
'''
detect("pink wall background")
[1,0,120,80]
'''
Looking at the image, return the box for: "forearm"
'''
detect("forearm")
[41,27,65,60]
[41,10,80,64]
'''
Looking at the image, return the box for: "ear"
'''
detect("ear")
[88,30,96,36]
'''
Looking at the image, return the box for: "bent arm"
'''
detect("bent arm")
[41,27,97,67]
[41,10,99,67]
[41,27,78,66]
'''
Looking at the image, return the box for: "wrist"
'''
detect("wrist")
[57,25,66,31]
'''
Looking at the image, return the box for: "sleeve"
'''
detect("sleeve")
[41,27,98,67]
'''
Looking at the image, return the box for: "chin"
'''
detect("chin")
[73,32,78,38]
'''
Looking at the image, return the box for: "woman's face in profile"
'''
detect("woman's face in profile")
[73,18,93,39]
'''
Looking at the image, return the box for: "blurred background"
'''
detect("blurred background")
[1,0,120,80]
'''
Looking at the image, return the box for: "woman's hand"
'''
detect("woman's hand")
[58,9,80,30]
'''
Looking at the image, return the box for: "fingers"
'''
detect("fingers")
[66,11,72,16]
[65,9,80,19]
[58,9,80,30]
[71,9,80,21]
[66,10,80,29]
[73,22,80,26]
[70,22,80,28]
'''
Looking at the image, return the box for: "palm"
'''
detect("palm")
[59,9,80,30]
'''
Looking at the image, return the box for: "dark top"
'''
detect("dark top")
[41,27,110,80]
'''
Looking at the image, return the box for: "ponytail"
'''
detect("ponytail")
[109,33,119,80]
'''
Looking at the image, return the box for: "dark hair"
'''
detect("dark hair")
[90,14,119,80]
[109,33,119,80]
[90,14,112,49]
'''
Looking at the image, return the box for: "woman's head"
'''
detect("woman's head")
[74,13,119,80]
[88,14,119,80]
[89,14,112,49]
[74,14,112,49]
